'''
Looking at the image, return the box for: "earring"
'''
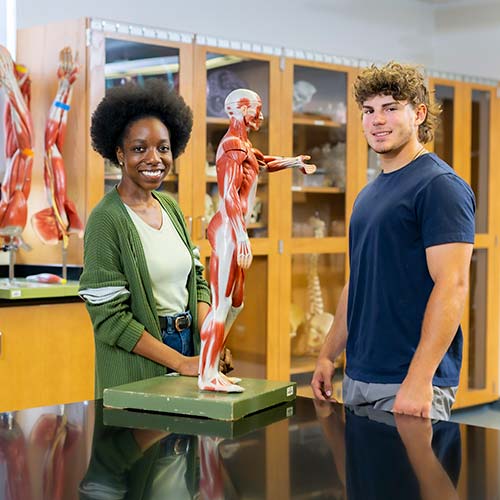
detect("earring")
[119,161,124,166]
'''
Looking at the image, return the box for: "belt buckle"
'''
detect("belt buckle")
[175,314,190,331]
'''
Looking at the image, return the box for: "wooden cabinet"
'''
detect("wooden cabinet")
[0,301,94,411]
[15,19,196,267]
[278,59,362,395]
[429,79,500,409]
[15,19,500,407]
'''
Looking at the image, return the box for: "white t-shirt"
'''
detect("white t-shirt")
[125,205,191,316]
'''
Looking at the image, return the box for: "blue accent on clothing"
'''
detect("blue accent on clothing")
[161,312,194,361]
[346,153,475,387]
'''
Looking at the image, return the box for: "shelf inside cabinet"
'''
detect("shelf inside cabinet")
[206,175,268,185]
[247,222,266,230]
[207,116,230,125]
[104,173,122,181]
[292,186,344,194]
[104,174,178,182]
[293,114,342,128]
[290,355,318,375]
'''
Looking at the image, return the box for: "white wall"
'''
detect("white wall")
[16,0,436,68]
[14,0,500,80]
[432,2,500,80]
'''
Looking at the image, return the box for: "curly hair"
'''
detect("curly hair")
[90,78,193,163]
[353,62,441,144]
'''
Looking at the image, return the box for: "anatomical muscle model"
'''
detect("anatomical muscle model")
[32,47,84,250]
[198,89,316,392]
[0,45,34,251]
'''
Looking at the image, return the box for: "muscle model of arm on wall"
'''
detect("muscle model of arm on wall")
[0,45,34,249]
[32,47,84,247]
[198,88,316,392]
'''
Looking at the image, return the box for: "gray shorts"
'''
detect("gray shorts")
[343,374,458,421]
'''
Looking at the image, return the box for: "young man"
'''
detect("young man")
[311,62,475,420]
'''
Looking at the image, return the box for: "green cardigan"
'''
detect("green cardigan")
[79,188,211,397]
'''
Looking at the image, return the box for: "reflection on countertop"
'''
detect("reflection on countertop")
[0,396,498,499]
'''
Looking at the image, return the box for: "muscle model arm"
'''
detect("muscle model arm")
[218,147,253,268]
[32,47,84,246]
[0,46,34,245]
[253,148,316,174]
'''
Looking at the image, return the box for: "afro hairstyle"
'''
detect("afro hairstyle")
[90,78,193,164]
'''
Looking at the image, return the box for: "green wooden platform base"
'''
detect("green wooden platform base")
[103,375,296,421]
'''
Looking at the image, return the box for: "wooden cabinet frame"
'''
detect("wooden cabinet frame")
[430,79,500,408]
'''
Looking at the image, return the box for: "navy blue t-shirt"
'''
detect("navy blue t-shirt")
[346,153,475,386]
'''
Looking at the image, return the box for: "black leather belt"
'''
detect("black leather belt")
[158,311,192,332]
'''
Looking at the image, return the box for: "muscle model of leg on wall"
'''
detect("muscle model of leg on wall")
[0,45,34,249]
[198,88,316,392]
[32,47,84,247]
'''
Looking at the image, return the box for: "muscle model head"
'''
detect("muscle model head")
[224,88,263,131]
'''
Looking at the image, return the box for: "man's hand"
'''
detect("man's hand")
[393,377,433,418]
[311,357,336,400]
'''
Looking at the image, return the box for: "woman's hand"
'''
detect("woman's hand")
[177,355,200,376]
[219,347,234,374]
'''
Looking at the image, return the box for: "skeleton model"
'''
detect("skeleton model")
[0,45,34,252]
[305,214,334,354]
[198,88,316,392]
[32,47,84,254]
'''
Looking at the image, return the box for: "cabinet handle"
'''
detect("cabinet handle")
[199,216,207,240]
[0,331,2,356]
[185,216,193,237]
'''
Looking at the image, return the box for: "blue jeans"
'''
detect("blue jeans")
[160,312,194,358]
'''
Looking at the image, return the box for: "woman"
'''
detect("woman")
[79,79,211,397]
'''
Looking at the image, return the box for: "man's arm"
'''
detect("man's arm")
[311,283,349,400]
[393,242,473,418]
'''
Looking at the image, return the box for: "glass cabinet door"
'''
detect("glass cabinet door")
[192,44,281,380]
[204,52,271,238]
[468,249,488,391]
[291,66,348,238]
[224,255,270,380]
[451,84,498,408]
[281,60,356,387]
[457,85,497,407]
[470,89,490,234]
[290,252,345,398]
[103,38,182,197]
[434,84,455,166]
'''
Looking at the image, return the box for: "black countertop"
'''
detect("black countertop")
[0,396,496,499]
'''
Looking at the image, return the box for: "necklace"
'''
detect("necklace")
[410,146,427,163]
